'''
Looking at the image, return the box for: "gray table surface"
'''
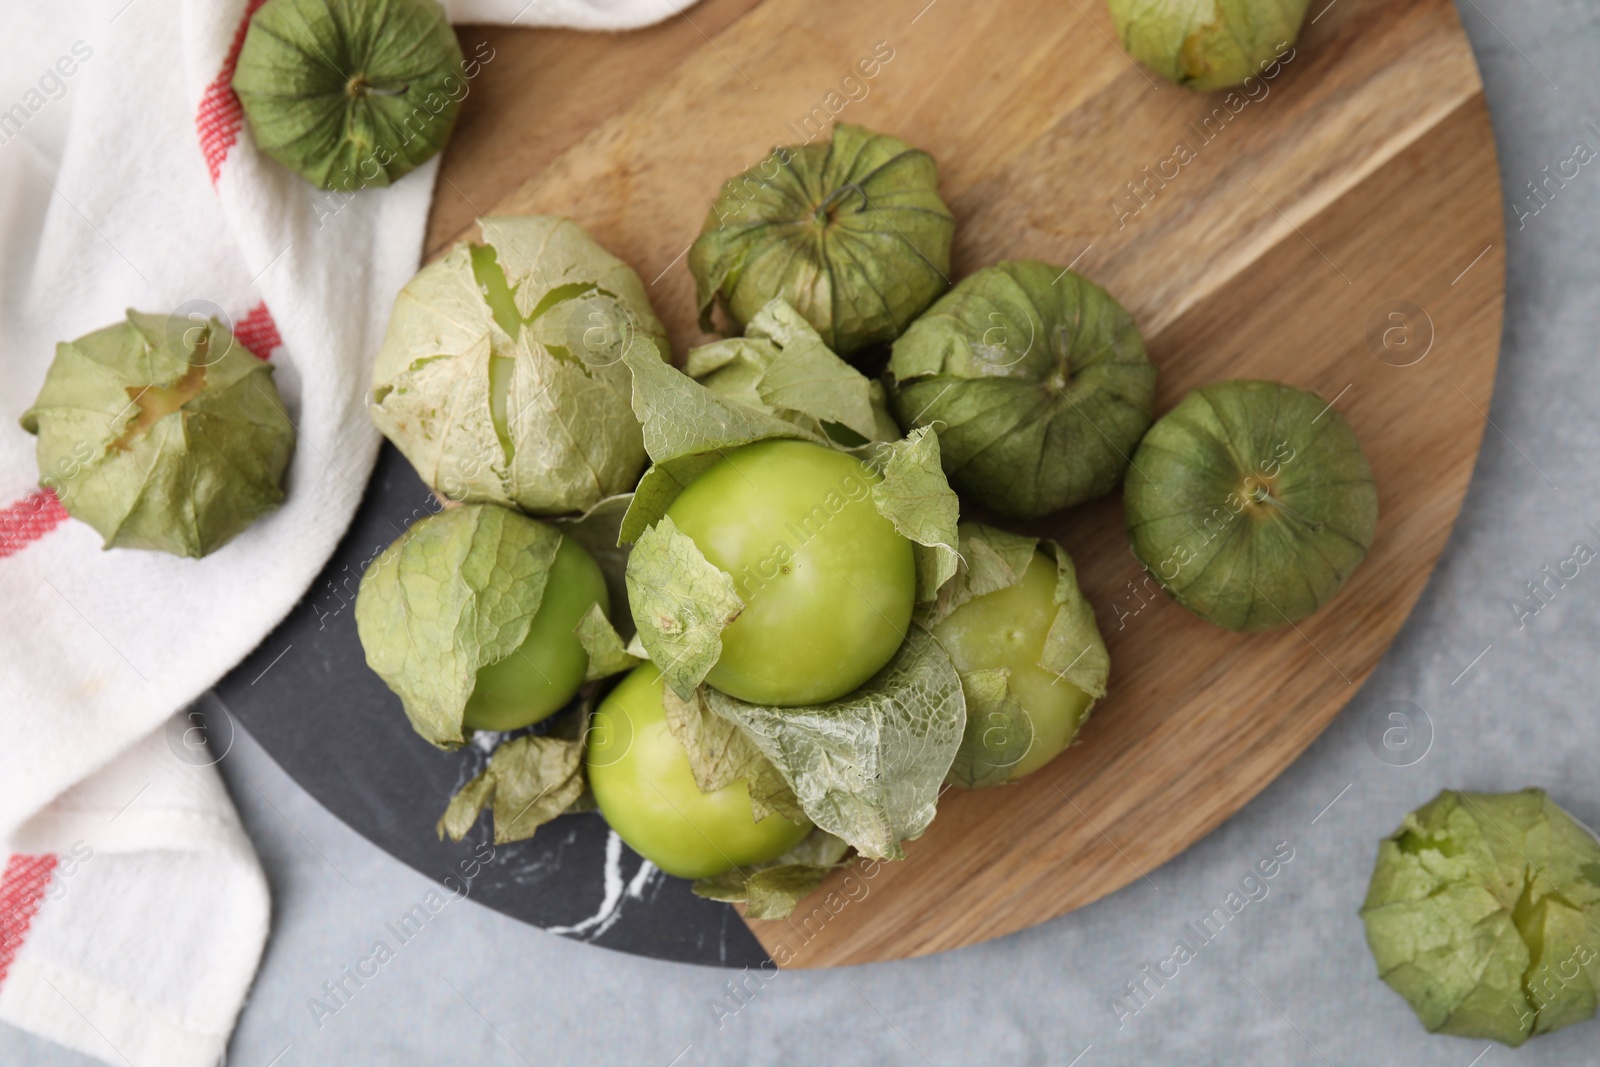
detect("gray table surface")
[8,2,1600,1063]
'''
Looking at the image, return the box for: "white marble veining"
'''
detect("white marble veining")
[545,830,661,940]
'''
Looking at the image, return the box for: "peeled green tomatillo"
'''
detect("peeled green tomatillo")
[688,123,954,358]
[663,439,916,707]
[1361,789,1600,1047]
[461,534,609,732]
[933,550,1098,781]
[587,665,813,879]
[21,310,294,559]
[920,524,1108,787]
[232,0,466,191]
[618,351,963,862]
[1124,380,1376,632]
[886,261,1155,519]
[1107,0,1308,92]
[355,504,622,747]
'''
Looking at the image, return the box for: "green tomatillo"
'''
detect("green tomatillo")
[355,503,628,747]
[924,524,1109,786]
[1361,789,1600,1047]
[587,664,813,879]
[659,438,917,707]
[616,338,964,861]
[886,261,1156,519]
[232,0,467,190]
[688,123,955,358]
[1124,379,1376,632]
[461,534,609,732]
[21,310,295,559]
[1107,0,1308,92]
[370,216,668,516]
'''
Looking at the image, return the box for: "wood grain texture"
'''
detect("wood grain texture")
[426,0,766,257]
[434,0,1504,966]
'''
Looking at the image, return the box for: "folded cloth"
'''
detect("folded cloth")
[0,1,692,1064]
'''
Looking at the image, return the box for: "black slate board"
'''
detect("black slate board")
[213,443,766,968]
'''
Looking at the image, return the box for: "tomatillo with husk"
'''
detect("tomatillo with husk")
[232,0,466,190]
[1107,0,1308,92]
[923,524,1108,787]
[587,664,813,879]
[1124,379,1377,632]
[1361,789,1600,1047]
[370,216,668,516]
[688,123,954,358]
[21,310,294,559]
[886,261,1156,519]
[355,504,627,747]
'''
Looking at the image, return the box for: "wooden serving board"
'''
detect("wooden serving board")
[428,0,1503,967]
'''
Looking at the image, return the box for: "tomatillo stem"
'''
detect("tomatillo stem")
[1252,486,1324,531]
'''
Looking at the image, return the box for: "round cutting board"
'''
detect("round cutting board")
[226,0,1504,970]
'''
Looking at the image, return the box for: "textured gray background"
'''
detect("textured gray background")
[8,1,1600,1063]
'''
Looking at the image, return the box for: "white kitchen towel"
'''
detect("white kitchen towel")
[0,1,693,1065]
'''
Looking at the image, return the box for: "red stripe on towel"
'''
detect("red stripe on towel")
[0,854,59,988]
[196,0,271,184]
[0,490,70,560]
[234,301,281,359]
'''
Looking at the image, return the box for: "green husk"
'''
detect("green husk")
[686,299,899,446]
[886,261,1155,519]
[436,708,591,844]
[1124,379,1377,632]
[703,628,967,861]
[944,667,1034,790]
[573,603,640,681]
[370,216,667,517]
[872,427,960,599]
[21,310,294,559]
[354,504,565,748]
[691,829,853,920]
[1361,789,1600,1047]
[1040,544,1111,702]
[688,124,954,357]
[232,0,466,190]
[624,515,745,702]
[1107,0,1308,92]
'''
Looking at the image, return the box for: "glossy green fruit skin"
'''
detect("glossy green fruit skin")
[232,0,466,191]
[665,439,916,706]
[587,665,812,879]
[1124,380,1378,632]
[461,535,608,732]
[932,550,1093,780]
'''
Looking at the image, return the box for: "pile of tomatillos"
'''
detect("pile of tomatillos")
[350,104,1381,925]
[15,0,1376,896]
